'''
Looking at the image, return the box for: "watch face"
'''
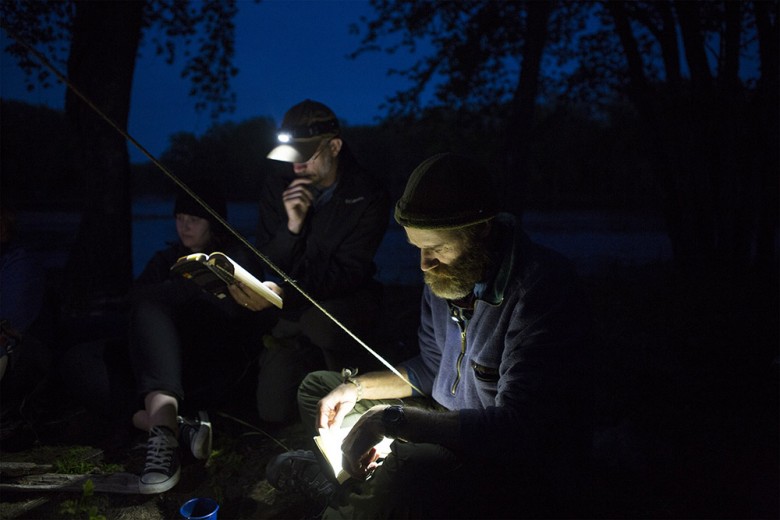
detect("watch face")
[383,406,405,438]
[385,406,403,423]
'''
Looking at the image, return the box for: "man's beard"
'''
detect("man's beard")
[309,150,334,189]
[424,240,491,300]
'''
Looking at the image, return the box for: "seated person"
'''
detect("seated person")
[0,201,48,408]
[61,180,272,494]
[229,100,391,425]
[266,153,595,518]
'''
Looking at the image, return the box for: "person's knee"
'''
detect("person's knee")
[256,393,297,424]
[130,299,170,332]
[256,365,306,424]
[299,313,343,350]
[297,370,334,398]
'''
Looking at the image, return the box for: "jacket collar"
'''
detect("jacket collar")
[475,213,524,306]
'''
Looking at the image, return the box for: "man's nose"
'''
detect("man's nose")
[420,253,439,271]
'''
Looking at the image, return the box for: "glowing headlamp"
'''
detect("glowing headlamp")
[275,119,339,143]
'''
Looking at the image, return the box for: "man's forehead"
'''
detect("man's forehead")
[404,227,457,248]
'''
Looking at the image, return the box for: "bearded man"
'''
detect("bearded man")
[267,153,595,518]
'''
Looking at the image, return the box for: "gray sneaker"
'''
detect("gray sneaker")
[178,410,212,460]
[139,425,180,494]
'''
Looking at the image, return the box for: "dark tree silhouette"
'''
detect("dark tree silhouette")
[354,0,777,275]
[603,1,778,275]
[350,0,559,217]
[132,116,278,200]
[0,0,239,306]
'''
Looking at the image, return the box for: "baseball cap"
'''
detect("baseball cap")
[267,99,341,163]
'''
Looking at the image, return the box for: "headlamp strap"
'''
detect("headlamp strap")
[280,119,339,139]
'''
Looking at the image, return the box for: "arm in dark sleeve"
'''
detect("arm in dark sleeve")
[132,246,200,305]
[255,171,304,279]
[283,189,390,310]
[459,264,593,465]
[134,248,178,286]
[0,247,44,332]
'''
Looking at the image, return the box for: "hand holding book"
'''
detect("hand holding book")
[227,280,283,311]
[170,251,283,309]
[314,424,393,484]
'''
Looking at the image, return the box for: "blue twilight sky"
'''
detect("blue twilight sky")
[0,0,429,163]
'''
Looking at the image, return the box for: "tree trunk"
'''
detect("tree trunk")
[608,1,688,269]
[657,1,682,88]
[609,1,776,276]
[500,0,552,221]
[63,0,143,309]
[752,0,779,273]
[674,1,713,88]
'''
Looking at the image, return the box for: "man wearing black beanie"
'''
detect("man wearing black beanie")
[268,152,595,518]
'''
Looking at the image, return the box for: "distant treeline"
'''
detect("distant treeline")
[1,98,660,212]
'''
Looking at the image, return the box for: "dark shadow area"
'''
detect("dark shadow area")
[2,261,777,519]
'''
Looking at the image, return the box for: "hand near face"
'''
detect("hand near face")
[340,406,386,480]
[282,178,314,234]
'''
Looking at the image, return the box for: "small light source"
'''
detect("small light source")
[277,132,292,143]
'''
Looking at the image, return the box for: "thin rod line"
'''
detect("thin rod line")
[2,24,424,397]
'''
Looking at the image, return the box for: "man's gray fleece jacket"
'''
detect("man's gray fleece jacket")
[400,213,594,467]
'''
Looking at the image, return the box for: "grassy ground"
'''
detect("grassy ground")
[1,267,778,519]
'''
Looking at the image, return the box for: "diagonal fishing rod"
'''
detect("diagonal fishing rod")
[4,25,424,397]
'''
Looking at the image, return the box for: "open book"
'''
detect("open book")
[314,426,394,484]
[170,252,283,309]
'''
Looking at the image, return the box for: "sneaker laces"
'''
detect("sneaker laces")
[144,426,177,472]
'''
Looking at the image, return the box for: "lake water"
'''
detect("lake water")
[18,198,672,284]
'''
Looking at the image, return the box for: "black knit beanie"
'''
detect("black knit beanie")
[173,179,227,225]
[394,153,499,229]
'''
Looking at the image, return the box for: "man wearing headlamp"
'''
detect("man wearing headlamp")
[228,100,390,425]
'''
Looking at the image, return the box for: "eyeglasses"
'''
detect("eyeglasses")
[301,150,319,164]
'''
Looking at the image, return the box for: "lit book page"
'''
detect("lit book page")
[314,427,393,484]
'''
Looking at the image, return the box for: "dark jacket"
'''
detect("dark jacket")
[133,240,256,320]
[400,213,593,468]
[255,147,390,311]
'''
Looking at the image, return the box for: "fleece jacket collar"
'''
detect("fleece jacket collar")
[474,213,524,307]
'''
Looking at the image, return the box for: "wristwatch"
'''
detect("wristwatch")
[382,405,406,439]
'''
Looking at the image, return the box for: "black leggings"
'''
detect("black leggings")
[129,293,266,413]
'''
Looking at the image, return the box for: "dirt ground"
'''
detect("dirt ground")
[0,412,318,519]
[0,284,423,520]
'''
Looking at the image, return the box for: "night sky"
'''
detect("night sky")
[0,0,428,162]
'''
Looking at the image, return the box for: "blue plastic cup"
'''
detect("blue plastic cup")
[179,497,219,520]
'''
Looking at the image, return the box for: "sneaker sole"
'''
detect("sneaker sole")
[138,465,181,494]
